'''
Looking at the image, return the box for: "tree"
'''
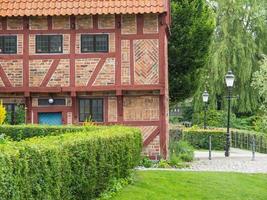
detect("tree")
[193,0,267,115]
[169,0,215,105]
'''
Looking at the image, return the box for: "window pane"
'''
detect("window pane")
[36,35,49,53]
[0,38,3,53]
[3,36,17,53]
[50,35,62,53]
[81,35,94,52]
[95,35,108,52]
[91,99,103,122]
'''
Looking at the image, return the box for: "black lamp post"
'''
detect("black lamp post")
[225,70,235,157]
[202,90,209,129]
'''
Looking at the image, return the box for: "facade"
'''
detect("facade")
[0,0,170,159]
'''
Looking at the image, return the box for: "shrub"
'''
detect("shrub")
[182,128,226,150]
[170,140,194,162]
[0,126,142,200]
[139,156,153,168]
[0,101,6,125]
[0,124,100,141]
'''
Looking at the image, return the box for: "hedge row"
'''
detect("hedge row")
[0,126,142,200]
[170,128,267,152]
[0,125,101,141]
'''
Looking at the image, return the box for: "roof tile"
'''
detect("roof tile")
[0,0,167,17]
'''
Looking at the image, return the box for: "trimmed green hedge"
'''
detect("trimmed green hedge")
[170,128,267,152]
[0,125,100,141]
[182,129,225,150]
[0,126,142,200]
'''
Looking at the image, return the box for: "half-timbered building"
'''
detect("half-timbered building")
[0,0,170,159]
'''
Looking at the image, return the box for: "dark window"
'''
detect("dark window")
[38,98,66,106]
[4,104,25,125]
[81,34,108,53]
[79,99,103,122]
[36,35,63,53]
[0,36,17,54]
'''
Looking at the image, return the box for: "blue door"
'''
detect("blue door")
[38,112,62,125]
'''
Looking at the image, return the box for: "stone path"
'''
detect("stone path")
[139,148,267,173]
[186,148,267,173]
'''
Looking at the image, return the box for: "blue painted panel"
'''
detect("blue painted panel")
[38,112,62,125]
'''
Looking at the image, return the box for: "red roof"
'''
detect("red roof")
[0,0,168,17]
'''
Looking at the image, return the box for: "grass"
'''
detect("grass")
[111,171,267,200]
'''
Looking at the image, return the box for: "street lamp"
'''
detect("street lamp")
[202,90,209,129]
[225,70,235,157]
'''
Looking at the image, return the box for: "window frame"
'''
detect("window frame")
[78,98,104,122]
[0,35,17,54]
[81,34,109,53]
[35,35,63,54]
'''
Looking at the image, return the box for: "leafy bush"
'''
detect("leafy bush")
[139,156,154,168]
[170,140,194,162]
[0,126,142,200]
[157,160,171,168]
[0,101,6,124]
[169,116,183,124]
[183,128,226,150]
[0,124,100,141]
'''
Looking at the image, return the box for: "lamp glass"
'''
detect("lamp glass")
[48,98,54,104]
[202,90,209,103]
[225,70,235,87]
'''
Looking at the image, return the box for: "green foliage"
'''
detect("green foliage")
[169,0,215,103]
[194,0,267,114]
[4,104,25,125]
[169,116,183,124]
[0,124,100,141]
[170,140,194,163]
[139,156,154,168]
[98,173,134,200]
[183,128,226,150]
[0,126,142,200]
[157,160,171,168]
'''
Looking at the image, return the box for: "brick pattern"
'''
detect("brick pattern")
[121,14,136,34]
[108,97,117,122]
[32,98,38,107]
[93,58,115,86]
[47,59,70,87]
[75,58,100,86]
[76,15,93,29]
[29,34,70,55]
[52,16,70,29]
[109,33,115,52]
[138,126,158,141]
[29,59,53,87]
[29,16,48,30]
[143,135,160,159]
[7,17,23,30]
[143,14,158,33]
[134,39,159,84]
[123,96,159,121]
[121,40,131,85]
[98,14,115,29]
[0,60,23,87]
[0,19,2,30]
[17,34,23,55]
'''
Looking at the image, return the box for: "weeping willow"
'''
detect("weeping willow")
[193,0,267,115]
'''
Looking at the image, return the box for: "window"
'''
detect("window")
[36,35,63,53]
[81,34,108,53]
[79,99,103,122]
[0,36,17,54]
[4,104,25,125]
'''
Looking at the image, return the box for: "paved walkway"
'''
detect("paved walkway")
[139,148,267,173]
[184,148,267,173]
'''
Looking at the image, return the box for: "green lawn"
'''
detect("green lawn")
[111,171,267,200]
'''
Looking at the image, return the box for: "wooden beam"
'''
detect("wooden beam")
[40,59,60,87]
[143,127,160,146]
[86,58,106,86]
[0,64,12,87]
